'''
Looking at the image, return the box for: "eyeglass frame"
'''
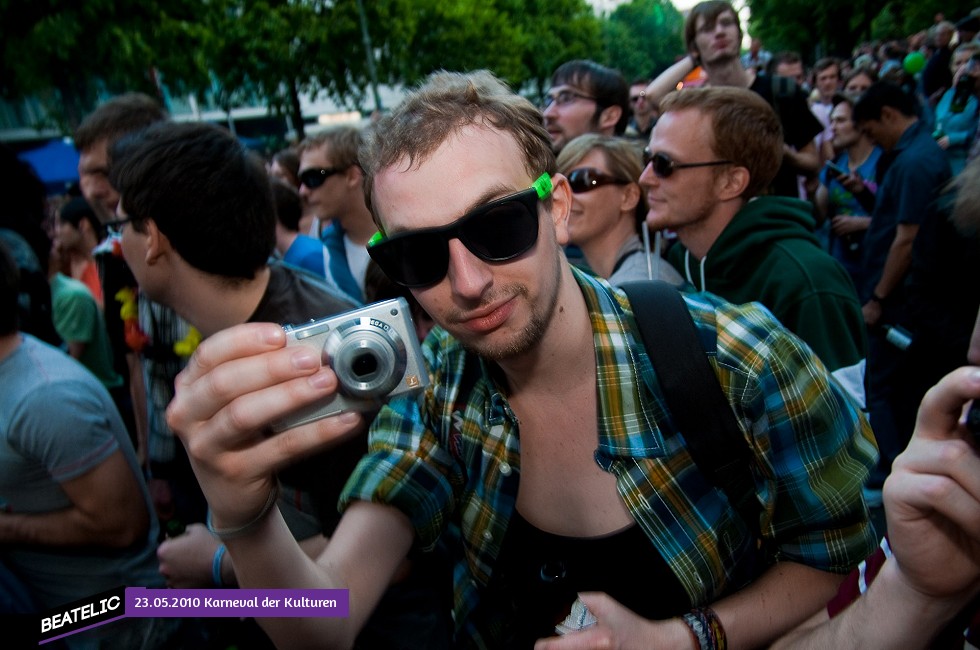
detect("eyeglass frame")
[642,148,732,179]
[542,89,597,110]
[298,167,345,189]
[566,168,629,194]
[104,216,134,236]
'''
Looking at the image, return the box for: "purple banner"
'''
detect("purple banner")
[124,588,349,618]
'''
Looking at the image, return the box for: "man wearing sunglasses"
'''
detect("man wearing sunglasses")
[167,70,876,649]
[642,86,867,409]
[296,126,376,302]
[542,59,630,153]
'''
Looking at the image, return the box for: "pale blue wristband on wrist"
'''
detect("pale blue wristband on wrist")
[212,544,227,587]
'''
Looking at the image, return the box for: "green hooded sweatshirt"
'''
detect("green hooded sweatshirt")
[668,196,867,406]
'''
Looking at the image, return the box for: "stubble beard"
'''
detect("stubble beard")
[452,253,564,363]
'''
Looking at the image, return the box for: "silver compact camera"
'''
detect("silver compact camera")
[271,298,428,432]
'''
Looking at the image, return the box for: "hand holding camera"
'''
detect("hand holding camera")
[168,300,427,540]
[273,298,429,431]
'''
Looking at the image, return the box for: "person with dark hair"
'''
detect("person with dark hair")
[645,1,823,198]
[814,93,882,289]
[271,178,330,279]
[74,93,168,225]
[47,238,122,393]
[269,146,300,188]
[843,66,877,98]
[543,59,630,152]
[642,86,867,407]
[853,80,953,498]
[921,21,957,102]
[0,145,58,346]
[166,69,876,649]
[556,133,682,285]
[769,51,805,86]
[74,92,171,461]
[625,77,657,140]
[55,197,104,306]
[811,57,843,163]
[0,240,176,647]
[111,121,445,648]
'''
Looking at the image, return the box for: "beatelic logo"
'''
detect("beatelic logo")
[37,587,126,645]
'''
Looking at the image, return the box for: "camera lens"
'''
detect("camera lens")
[351,352,379,378]
[324,316,408,400]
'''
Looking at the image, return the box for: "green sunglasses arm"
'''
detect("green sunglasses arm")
[532,173,553,199]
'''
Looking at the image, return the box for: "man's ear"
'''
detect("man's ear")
[549,173,573,247]
[879,105,899,125]
[597,105,624,133]
[345,164,364,190]
[717,166,751,201]
[144,220,171,265]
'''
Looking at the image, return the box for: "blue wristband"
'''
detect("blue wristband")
[212,544,227,587]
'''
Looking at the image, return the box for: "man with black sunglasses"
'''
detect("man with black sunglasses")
[296,126,376,303]
[167,70,876,649]
[642,86,867,410]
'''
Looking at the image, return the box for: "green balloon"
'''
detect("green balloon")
[904,51,926,74]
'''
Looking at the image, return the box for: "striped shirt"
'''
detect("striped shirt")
[340,267,878,646]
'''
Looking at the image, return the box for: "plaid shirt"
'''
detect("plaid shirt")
[340,267,878,646]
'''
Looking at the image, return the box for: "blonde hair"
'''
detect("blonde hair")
[557,133,646,227]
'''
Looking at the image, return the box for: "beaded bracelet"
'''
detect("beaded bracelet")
[681,607,726,650]
[206,487,279,541]
[211,544,227,587]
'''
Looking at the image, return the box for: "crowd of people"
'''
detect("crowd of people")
[2,1,979,648]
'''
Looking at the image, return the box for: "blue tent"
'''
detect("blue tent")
[17,139,80,195]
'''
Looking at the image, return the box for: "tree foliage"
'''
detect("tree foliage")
[0,0,205,130]
[9,0,965,138]
[745,0,977,61]
[602,0,685,82]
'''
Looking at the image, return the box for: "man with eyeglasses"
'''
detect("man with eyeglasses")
[542,60,630,153]
[641,86,867,409]
[296,126,377,302]
[167,70,876,649]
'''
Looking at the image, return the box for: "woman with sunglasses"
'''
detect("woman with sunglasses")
[556,134,682,287]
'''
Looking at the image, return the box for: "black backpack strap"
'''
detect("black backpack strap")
[620,281,762,540]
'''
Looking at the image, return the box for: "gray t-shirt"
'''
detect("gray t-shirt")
[606,235,684,287]
[0,335,163,609]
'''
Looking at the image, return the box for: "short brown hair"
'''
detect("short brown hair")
[685,1,741,56]
[660,87,782,199]
[359,70,555,224]
[74,93,167,152]
[297,126,363,170]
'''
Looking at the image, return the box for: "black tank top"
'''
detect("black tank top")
[471,509,690,648]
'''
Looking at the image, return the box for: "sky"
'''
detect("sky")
[590,0,701,13]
